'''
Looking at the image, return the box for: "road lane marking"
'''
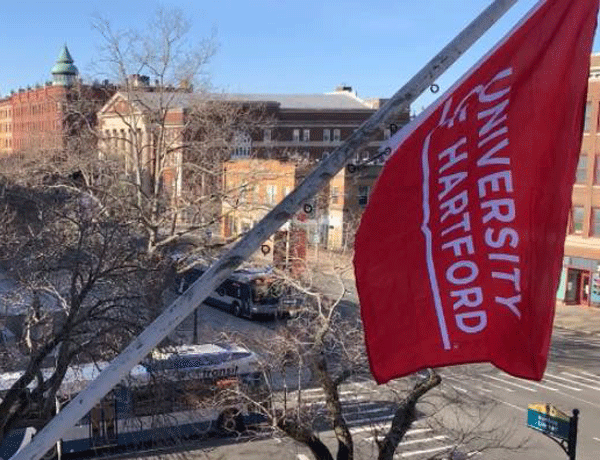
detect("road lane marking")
[540,376,583,392]
[474,386,493,392]
[445,375,514,393]
[397,445,455,457]
[577,370,600,378]
[297,455,311,460]
[302,388,324,393]
[351,424,390,434]
[547,391,600,410]
[593,437,600,442]
[545,373,600,391]
[561,372,600,388]
[483,375,536,392]
[363,435,447,445]
[503,375,559,391]
[351,425,431,436]
[485,394,527,412]
[478,380,514,392]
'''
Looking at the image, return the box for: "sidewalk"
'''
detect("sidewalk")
[554,301,600,336]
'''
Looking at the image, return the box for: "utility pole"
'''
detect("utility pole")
[12,1,518,458]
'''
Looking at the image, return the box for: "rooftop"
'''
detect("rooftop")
[222,91,374,110]
[108,87,377,113]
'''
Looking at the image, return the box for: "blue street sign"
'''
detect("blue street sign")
[527,404,571,441]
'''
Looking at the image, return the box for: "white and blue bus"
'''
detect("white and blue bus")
[0,343,269,459]
[176,266,301,319]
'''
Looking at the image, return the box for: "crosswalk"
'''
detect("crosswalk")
[288,366,600,459]
[442,366,600,398]
[287,381,466,460]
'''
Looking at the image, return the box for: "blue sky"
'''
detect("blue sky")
[1,0,599,113]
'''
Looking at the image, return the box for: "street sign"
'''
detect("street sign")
[527,404,571,441]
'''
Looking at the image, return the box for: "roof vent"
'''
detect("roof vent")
[335,85,353,93]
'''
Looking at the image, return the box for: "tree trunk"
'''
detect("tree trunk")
[277,417,334,460]
[377,370,442,460]
[311,353,353,460]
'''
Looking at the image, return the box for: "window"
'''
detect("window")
[592,208,600,236]
[238,184,248,204]
[303,129,310,142]
[584,101,592,132]
[333,129,341,142]
[576,155,587,184]
[384,128,391,140]
[293,129,300,142]
[331,186,340,204]
[232,131,252,158]
[263,129,272,142]
[266,185,277,204]
[358,186,370,206]
[571,206,585,234]
[595,157,600,185]
[323,129,330,142]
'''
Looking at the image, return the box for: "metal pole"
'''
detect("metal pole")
[12,1,518,459]
[568,408,579,460]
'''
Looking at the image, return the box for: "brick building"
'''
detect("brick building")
[0,97,11,155]
[222,159,308,268]
[97,85,409,253]
[221,88,410,252]
[2,45,114,155]
[11,84,69,152]
[559,53,600,306]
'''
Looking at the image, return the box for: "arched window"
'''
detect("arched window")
[232,131,252,158]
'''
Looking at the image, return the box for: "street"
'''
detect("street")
[160,272,600,460]
[161,324,600,459]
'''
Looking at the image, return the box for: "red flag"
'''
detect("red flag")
[354,0,599,384]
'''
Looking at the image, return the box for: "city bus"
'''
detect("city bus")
[0,343,270,459]
[176,266,301,319]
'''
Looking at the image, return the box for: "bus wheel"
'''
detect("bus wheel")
[218,409,245,434]
[233,302,242,317]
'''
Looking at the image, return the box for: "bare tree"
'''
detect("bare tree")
[215,251,526,460]
[0,178,167,443]
[91,7,265,256]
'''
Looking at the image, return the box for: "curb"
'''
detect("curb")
[553,324,600,338]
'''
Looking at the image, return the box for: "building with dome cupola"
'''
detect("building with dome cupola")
[0,44,114,155]
[51,44,78,87]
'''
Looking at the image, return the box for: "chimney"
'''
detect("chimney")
[128,74,150,88]
[335,85,353,93]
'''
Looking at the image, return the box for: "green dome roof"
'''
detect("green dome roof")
[51,44,78,76]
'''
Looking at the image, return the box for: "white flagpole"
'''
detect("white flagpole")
[12,1,517,458]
